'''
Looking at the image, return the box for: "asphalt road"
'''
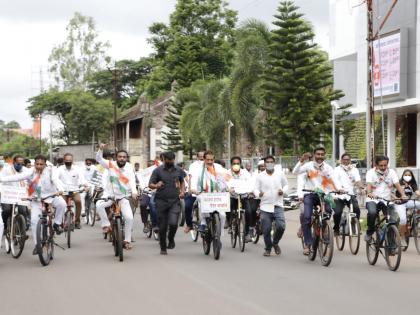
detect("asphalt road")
[1,209,419,315]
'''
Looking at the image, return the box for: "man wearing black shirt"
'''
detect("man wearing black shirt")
[149,152,185,255]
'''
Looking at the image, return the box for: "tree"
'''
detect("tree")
[4,121,21,129]
[261,1,343,154]
[87,58,153,109]
[48,12,111,90]
[27,90,112,144]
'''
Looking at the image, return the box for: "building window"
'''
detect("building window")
[129,118,142,139]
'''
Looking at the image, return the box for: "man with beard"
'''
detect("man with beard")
[95,144,137,250]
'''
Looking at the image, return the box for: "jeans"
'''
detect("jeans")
[261,206,286,251]
[333,197,361,231]
[303,193,332,246]
[156,198,180,250]
[184,194,196,228]
[366,201,397,235]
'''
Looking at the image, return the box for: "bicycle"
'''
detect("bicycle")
[399,197,420,253]
[4,201,28,258]
[230,193,247,252]
[335,193,361,255]
[301,189,335,267]
[33,194,65,266]
[100,196,126,262]
[63,188,84,249]
[366,197,402,271]
[86,186,103,227]
[199,192,228,260]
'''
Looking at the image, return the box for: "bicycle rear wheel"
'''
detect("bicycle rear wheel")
[252,220,260,244]
[366,231,380,266]
[349,217,361,255]
[308,224,319,261]
[36,220,52,266]
[238,212,246,252]
[413,216,420,254]
[384,224,401,271]
[11,215,26,258]
[191,205,200,242]
[116,218,124,262]
[212,213,221,260]
[318,220,334,267]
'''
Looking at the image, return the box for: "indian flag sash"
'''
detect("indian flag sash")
[108,161,129,194]
[28,171,41,197]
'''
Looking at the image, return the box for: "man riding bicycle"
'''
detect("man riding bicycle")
[0,155,66,255]
[293,147,341,255]
[95,144,137,250]
[365,156,407,243]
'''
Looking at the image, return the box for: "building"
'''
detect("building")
[330,0,420,169]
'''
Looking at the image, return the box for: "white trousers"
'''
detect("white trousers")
[30,196,66,246]
[96,198,133,242]
[395,200,420,224]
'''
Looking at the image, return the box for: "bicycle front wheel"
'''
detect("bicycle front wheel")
[318,220,334,267]
[252,220,261,244]
[212,213,221,260]
[384,224,401,271]
[65,211,72,248]
[191,205,200,242]
[116,218,124,262]
[230,217,237,248]
[348,217,361,255]
[11,215,26,258]
[36,220,52,266]
[308,224,319,261]
[238,212,246,252]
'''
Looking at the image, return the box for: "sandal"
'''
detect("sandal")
[102,226,111,234]
[123,241,132,250]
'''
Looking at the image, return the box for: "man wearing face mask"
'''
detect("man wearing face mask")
[365,156,406,243]
[255,155,288,256]
[293,147,341,255]
[57,153,89,229]
[332,153,363,236]
[96,144,137,250]
[149,151,185,255]
[0,155,30,236]
[227,156,253,242]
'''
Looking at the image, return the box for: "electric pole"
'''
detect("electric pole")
[109,63,120,153]
[366,0,375,169]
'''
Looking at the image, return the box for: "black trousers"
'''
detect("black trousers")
[1,203,28,226]
[229,197,253,234]
[333,197,361,232]
[155,198,181,250]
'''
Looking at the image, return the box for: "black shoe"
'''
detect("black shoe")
[53,223,63,235]
[160,249,167,255]
[167,240,175,249]
[273,244,281,255]
[32,247,38,255]
[263,249,271,257]
[75,223,81,229]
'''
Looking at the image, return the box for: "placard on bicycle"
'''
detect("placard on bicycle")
[198,192,230,213]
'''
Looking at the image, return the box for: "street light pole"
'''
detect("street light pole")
[331,101,337,164]
[227,120,234,162]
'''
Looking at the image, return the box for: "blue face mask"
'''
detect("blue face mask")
[14,163,23,172]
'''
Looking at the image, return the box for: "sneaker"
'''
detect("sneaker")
[273,244,281,255]
[364,233,372,243]
[32,247,38,255]
[263,249,271,257]
[53,223,63,235]
[167,240,175,249]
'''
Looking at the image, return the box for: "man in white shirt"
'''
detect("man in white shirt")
[95,144,137,249]
[255,155,288,256]
[0,155,66,255]
[227,156,253,241]
[365,155,406,242]
[184,151,204,233]
[332,153,363,235]
[57,153,89,229]
[81,158,97,218]
[293,147,341,255]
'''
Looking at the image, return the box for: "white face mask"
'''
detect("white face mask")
[265,163,275,171]
[403,175,412,183]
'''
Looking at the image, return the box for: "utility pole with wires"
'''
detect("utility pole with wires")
[366,0,399,168]
[108,63,121,153]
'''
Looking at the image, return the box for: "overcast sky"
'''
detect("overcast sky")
[0,0,329,130]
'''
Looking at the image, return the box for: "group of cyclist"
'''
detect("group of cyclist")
[0,144,419,262]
